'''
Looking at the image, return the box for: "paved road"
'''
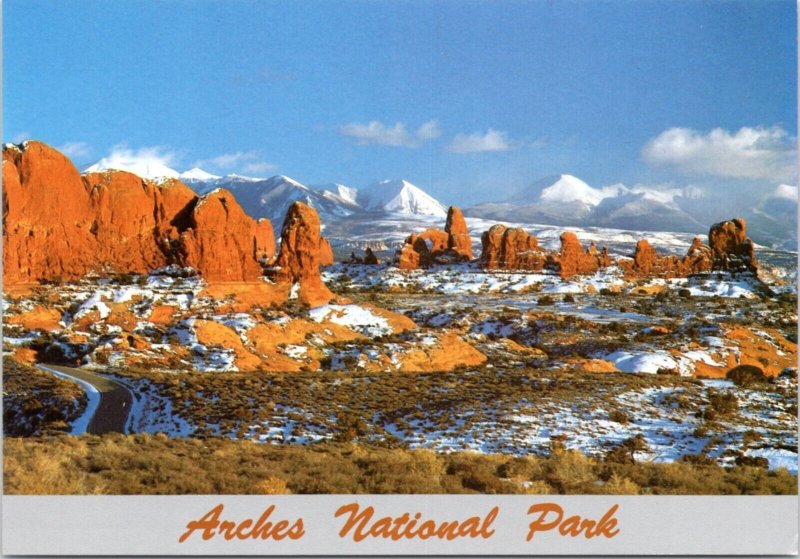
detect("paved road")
[40,365,133,434]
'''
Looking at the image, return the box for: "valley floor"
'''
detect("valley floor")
[2,261,798,494]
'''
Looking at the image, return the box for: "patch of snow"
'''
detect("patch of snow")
[308,304,391,337]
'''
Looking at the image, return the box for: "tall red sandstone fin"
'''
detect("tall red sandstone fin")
[633,239,658,276]
[558,231,604,278]
[275,201,334,305]
[254,218,276,262]
[4,143,319,287]
[319,237,335,266]
[445,206,473,260]
[157,178,200,234]
[481,224,509,270]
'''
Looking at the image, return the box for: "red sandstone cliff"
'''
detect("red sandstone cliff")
[3,141,277,285]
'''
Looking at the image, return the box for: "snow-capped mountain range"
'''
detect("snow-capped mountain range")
[467,174,708,234]
[82,158,796,249]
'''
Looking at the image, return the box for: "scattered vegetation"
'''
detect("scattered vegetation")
[726,364,769,388]
[3,359,86,437]
[4,435,796,495]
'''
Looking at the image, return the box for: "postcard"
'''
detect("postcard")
[2,0,798,556]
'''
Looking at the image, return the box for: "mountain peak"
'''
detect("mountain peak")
[313,183,359,206]
[505,174,606,207]
[359,179,447,217]
[179,167,220,181]
[537,175,605,206]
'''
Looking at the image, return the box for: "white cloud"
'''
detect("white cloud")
[642,126,796,182]
[196,151,259,168]
[340,121,414,147]
[57,141,92,160]
[86,144,179,179]
[339,120,441,147]
[773,184,797,201]
[626,183,706,204]
[194,151,276,175]
[416,119,442,141]
[447,129,512,153]
[242,161,278,175]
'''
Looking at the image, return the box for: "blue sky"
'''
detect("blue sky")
[4,0,797,206]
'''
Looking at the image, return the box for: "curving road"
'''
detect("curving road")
[38,364,133,434]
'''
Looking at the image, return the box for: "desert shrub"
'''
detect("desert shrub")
[544,449,595,492]
[562,294,575,303]
[495,457,524,479]
[537,295,555,306]
[735,455,769,469]
[678,288,692,298]
[334,411,367,442]
[693,425,709,438]
[726,365,768,388]
[608,409,630,424]
[741,430,763,447]
[603,473,641,495]
[605,445,635,465]
[680,453,717,466]
[705,391,739,417]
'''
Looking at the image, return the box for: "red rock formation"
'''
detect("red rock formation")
[621,236,714,278]
[175,189,267,282]
[395,206,473,269]
[421,228,451,254]
[3,141,276,285]
[3,141,97,283]
[364,247,380,265]
[396,228,450,269]
[84,170,197,272]
[274,201,334,306]
[397,233,431,270]
[481,224,546,271]
[681,237,713,274]
[445,206,473,260]
[319,237,335,266]
[556,232,610,278]
[254,218,276,263]
[708,218,758,273]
